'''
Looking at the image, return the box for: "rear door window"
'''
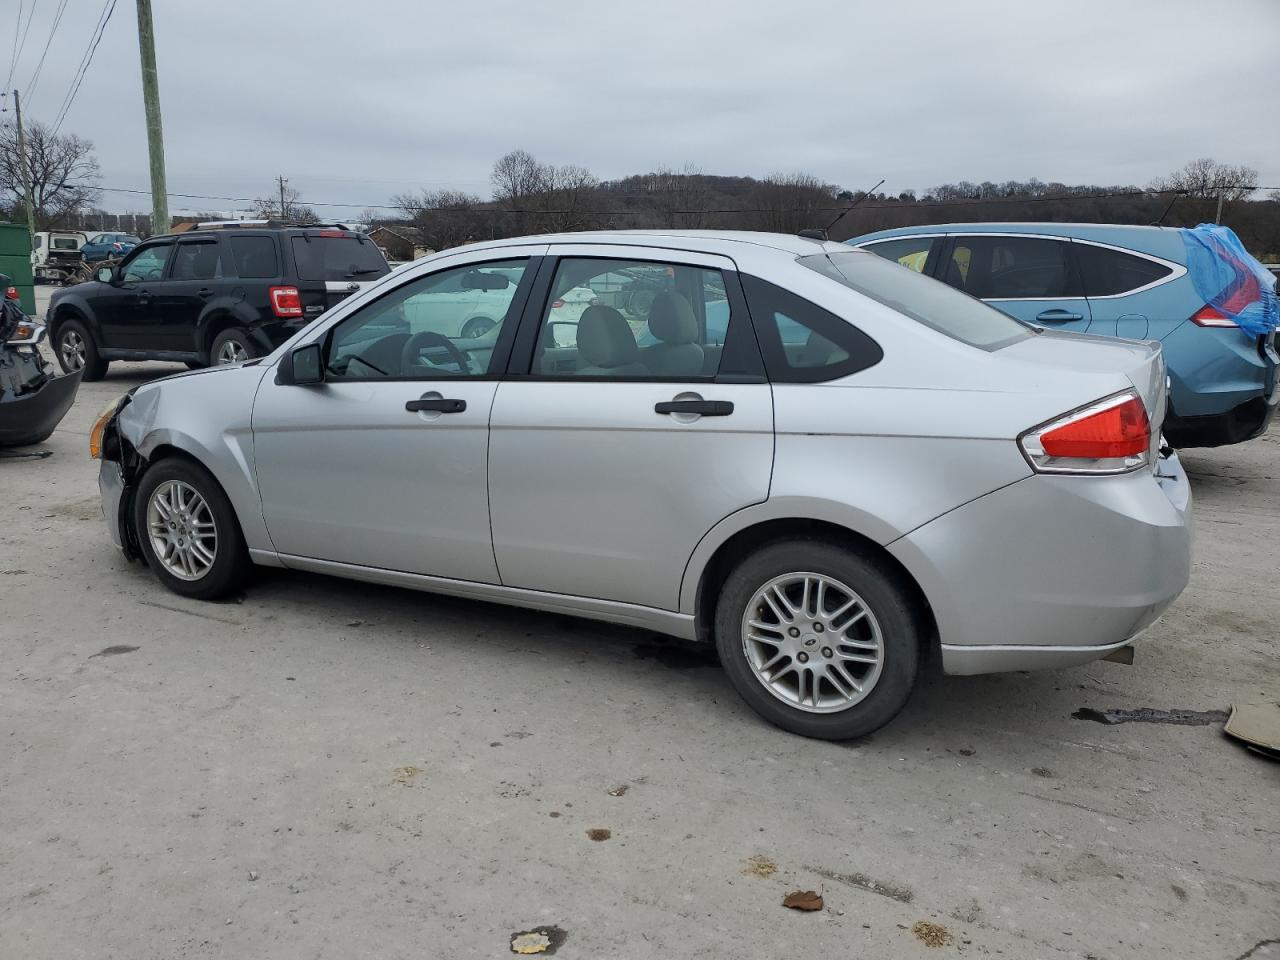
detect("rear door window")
[171,240,222,280]
[860,236,936,273]
[229,236,280,279]
[291,235,389,282]
[1074,243,1173,296]
[943,235,1075,299]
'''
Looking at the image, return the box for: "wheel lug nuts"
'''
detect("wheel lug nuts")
[788,627,800,638]
[813,622,824,633]
[822,647,833,658]
[797,652,809,663]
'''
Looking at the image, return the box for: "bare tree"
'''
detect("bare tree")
[391,188,487,251]
[1150,158,1258,201]
[253,184,320,223]
[643,163,711,229]
[537,164,599,232]
[0,121,102,229]
[751,172,839,233]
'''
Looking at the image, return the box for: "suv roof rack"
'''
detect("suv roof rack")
[187,219,353,231]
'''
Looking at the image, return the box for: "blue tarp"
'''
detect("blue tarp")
[1181,224,1278,337]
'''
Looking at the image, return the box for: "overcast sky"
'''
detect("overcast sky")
[7,0,1280,214]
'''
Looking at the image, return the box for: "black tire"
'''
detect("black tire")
[461,316,495,339]
[714,539,921,740]
[133,456,251,601]
[54,318,109,381]
[184,360,207,370]
[210,327,257,366]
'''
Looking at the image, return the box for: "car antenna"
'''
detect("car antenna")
[1151,189,1185,227]
[824,177,886,236]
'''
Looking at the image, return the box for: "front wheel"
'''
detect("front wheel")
[133,457,251,600]
[54,319,109,381]
[714,540,921,740]
[460,316,495,339]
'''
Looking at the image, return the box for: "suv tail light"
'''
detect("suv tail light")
[550,299,565,309]
[269,285,303,318]
[1019,392,1151,475]
[1190,305,1238,328]
[4,285,18,300]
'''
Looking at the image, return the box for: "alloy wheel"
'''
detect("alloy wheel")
[215,339,248,364]
[741,572,885,714]
[60,330,86,370]
[146,480,218,581]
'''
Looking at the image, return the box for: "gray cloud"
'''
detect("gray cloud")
[11,0,1280,212]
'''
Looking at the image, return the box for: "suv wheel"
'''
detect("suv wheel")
[133,457,250,600]
[714,540,921,740]
[54,319,109,381]
[211,328,255,365]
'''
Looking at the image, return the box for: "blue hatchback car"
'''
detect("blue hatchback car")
[847,223,1278,447]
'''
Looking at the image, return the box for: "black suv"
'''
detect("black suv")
[48,222,390,380]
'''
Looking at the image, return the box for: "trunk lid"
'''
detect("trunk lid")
[1001,328,1167,439]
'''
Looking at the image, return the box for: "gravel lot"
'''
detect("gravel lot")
[3,298,1278,958]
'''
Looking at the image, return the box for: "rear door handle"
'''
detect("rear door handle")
[196,287,214,299]
[655,400,734,416]
[1036,309,1083,322]
[405,397,466,413]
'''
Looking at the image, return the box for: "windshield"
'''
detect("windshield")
[800,250,1032,350]
[291,235,389,281]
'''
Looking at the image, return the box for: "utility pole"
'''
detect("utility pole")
[1214,191,1224,225]
[135,0,169,234]
[11,90,39,253]
[278,175,289,220]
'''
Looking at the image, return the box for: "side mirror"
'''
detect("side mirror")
[277,343,323,386]
[96,266,115,283]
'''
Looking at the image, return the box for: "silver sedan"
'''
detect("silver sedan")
[91,231,1192,739]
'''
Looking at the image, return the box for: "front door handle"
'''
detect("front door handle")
[655,399,734,416]
[1036,309,1083,322]
[406,396,466,413]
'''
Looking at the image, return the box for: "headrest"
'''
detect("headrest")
[647,291,699,345]
[576,305,639,367]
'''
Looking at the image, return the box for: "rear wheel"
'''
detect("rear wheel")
[211,327,256,365]
[133,457,251,600]
[714,540,921,740]
[54,319,108,381]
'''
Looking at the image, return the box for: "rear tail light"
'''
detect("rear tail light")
[1190,305,1238,328]
[269,285,304,318]
[1019,392,1151,475]
[551,299,565,309]
[4,285,18,300]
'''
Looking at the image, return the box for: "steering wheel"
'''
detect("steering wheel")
[400,331,472,376]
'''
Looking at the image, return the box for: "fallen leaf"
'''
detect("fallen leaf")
[607,785,628,797]
[392,765,423,785]
[586,828,611,842]
[510,931,551,954]
[912,920,954,948]
[743,854,777,878]
[783,890,824,911]
[90,645,139,658]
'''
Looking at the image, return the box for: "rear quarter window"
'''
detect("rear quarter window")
[291,235,388,282]
[1074,243,1174,296]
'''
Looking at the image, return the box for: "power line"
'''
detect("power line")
[25,0,70,105]
[63,182,1280,215]
[52,0,116,136]
[4,0,28,93]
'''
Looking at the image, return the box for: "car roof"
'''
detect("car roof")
[847,222,1189,260]
[455,229,848,259]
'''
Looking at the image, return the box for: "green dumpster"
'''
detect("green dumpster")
[0,222,36,316]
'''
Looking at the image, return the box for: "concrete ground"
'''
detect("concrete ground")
[3,293,1278,958]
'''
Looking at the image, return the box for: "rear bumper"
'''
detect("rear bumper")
[1165,391,1277,447]
[889,452,1192,675]
[0,367,83,446]
[1163,324,1277,437]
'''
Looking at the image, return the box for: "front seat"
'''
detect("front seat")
[643,291,704,376]
[575,305,648,376]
